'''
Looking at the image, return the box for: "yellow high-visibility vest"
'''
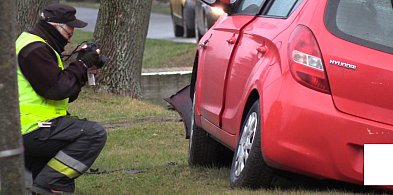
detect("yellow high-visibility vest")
[16,32,69,134]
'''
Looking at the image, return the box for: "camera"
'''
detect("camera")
[79,42,108,68]
[76,41,108,86]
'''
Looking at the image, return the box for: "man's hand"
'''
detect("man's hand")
[87,66,99,76]
[77,48,99,68]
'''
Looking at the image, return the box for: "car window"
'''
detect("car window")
[232,0,266,15]
[264,0,302,17]
[325,0,393,54]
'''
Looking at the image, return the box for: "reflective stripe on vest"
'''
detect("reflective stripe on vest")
[16,32,69,135]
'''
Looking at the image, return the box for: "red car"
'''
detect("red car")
[188,0,393,190]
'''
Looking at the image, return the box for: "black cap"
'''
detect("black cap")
[42,3,87,28]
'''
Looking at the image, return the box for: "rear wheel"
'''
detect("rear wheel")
[174,24,184,37]
[171,8,184,37]
[188,92,232,167]
[182,7,195,38]
[203,11,209,33]
[230,100,275,188]
[195,16,203,42]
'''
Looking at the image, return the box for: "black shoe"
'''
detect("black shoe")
[30,185,73,195]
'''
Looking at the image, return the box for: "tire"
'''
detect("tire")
[174,23,184,37]
[195,16,203,42]
[171,9,184,37]
[229,100,275,189]
[195,10,205,42]
[203,11,209,33]
[182,8,195,38]
[188,92,232,167]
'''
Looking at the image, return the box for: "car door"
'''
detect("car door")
[198,0,266,127]
[221,0,304,134]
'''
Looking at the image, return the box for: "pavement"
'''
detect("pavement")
[141,66,192,75]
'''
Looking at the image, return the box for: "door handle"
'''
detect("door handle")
[199,34,212,49]
[227,35,237,44]
[257,45,268,54]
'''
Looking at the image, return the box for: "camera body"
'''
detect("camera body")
[76,42,108,86]
[80,42,108,68]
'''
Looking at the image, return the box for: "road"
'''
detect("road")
[75,7,195,43]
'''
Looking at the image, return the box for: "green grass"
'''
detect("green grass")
[68,30,95,49]
[66,30,196,70]
[67,89,380,195]
[64,1,101,9]
[143,39,196,69]
[68,89,177,124]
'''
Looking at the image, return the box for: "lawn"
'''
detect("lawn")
[67,89,383,195]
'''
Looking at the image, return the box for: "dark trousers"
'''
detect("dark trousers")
[23,116,107,192]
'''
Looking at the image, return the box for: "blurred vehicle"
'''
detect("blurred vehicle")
[169,0,196,37]
[188,0,393,190]
[194,0,225,41]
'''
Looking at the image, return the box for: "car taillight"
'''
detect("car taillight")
[288,25,330,94]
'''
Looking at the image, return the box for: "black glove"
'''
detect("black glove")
[77,49,99,68]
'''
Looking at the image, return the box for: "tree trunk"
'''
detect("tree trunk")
[94,0,153,98]
[0,0,25,194]
[17,0,59,34]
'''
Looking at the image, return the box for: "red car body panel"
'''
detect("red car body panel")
[193,0,393,189]
[197,15,255,127]
[221,7,303,136]
[317,25,393,126]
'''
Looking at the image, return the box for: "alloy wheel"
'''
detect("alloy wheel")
[234,112,258,177]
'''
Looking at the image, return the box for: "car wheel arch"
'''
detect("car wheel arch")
[190,51,199,100]
[239,89,260,136]
[237,59,280,138]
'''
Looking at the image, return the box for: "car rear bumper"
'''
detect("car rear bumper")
[261,71,393,187]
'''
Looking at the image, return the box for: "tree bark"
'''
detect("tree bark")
[94,0,153,98]
[17,0,59,34]
[0,0,25,194]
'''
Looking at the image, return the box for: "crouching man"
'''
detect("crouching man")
[16,3,107,194]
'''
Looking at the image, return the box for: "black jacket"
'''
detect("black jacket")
[18,21,87,102]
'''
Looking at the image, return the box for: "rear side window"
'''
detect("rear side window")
[325,0,393,54]
[232,0,266,15]
[265,0,302,17]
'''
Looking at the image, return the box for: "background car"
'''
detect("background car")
[169,0,196,37]
[194,0,225,41]
[189,0,393,190]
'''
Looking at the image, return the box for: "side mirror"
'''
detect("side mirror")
[200,0,233,14]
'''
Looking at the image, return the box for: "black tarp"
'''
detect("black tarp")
[164,85,192,138]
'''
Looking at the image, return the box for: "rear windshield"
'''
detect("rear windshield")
[325,0,393,54]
